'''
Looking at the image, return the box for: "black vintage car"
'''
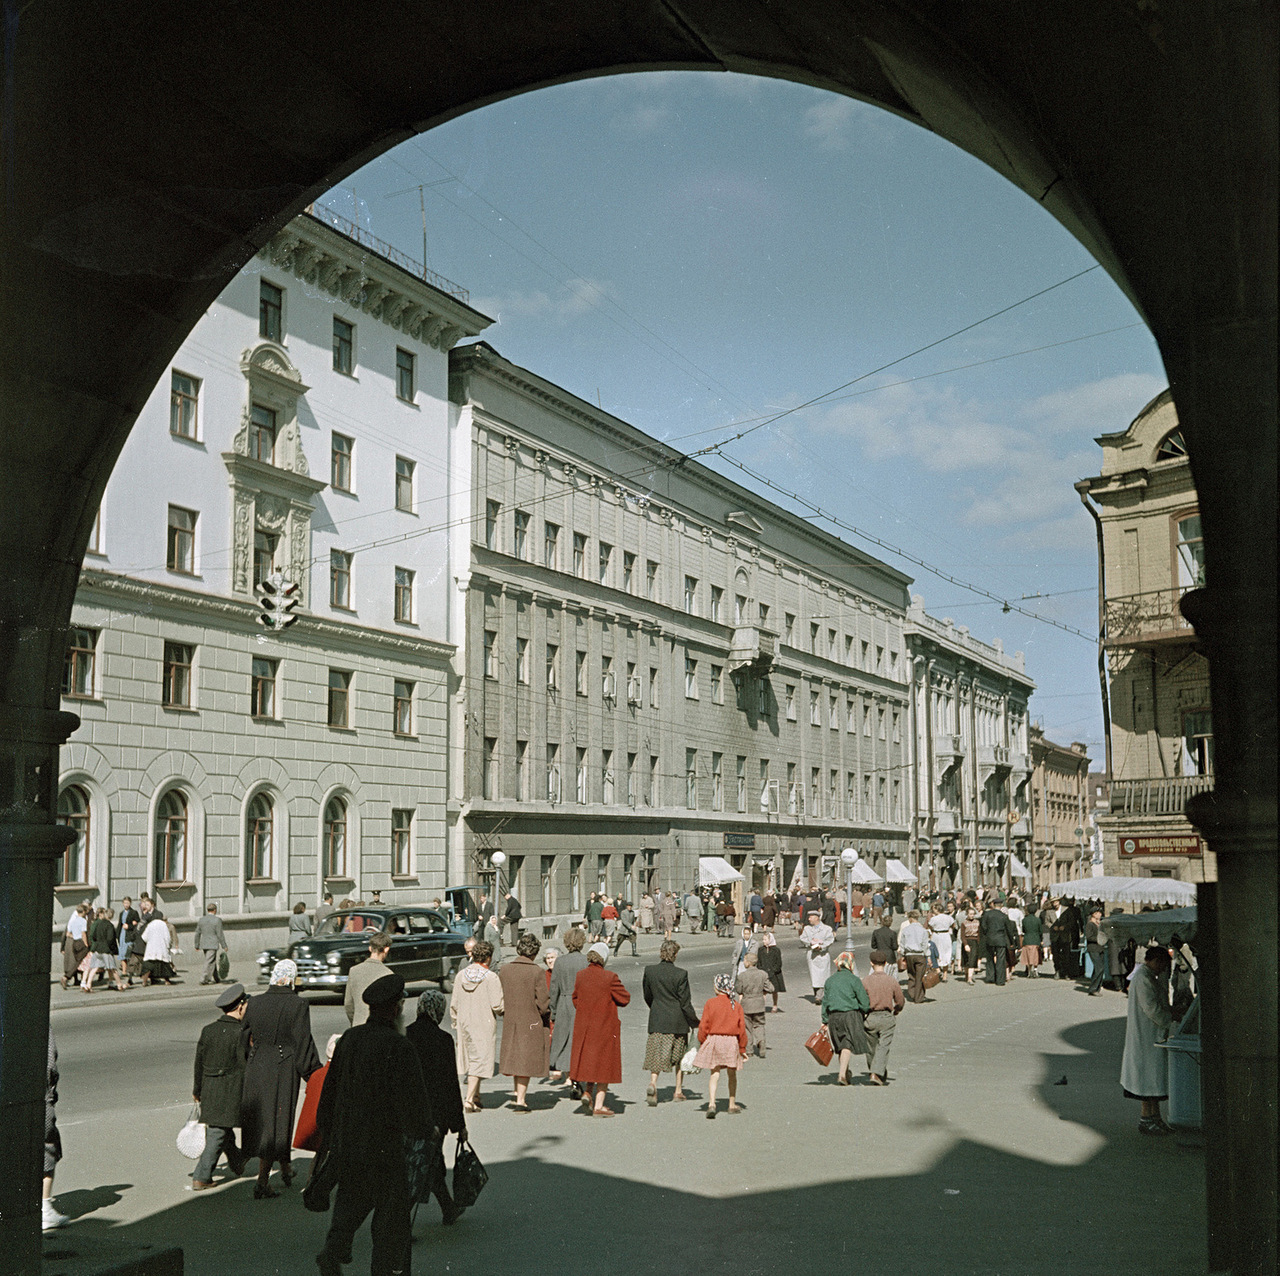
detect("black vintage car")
[256,907,468,992]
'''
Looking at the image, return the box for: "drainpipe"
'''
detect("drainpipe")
[1076,482,1114,779]
[922,658,936,888]
[908,657,922,879]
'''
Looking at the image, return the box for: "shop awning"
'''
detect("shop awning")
[884,859,917,883]
[1114,876,1196,907]
[698,856,744,886]
[1009,854,1032,879]
[848,860,884,884]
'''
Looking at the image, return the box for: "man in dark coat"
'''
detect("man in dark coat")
[979,899,1019,986]
[405,988,464,1226]
[871,917,898,964]
[819,891,837,931]
[501,891,522,944]
[315,972,433,1276]
[192,983,249,1188]
[1050,901,1081,978]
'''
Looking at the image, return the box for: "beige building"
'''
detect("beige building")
[1076,390,1215,882]
[447,342,915,929]
[1027,726,1091,887]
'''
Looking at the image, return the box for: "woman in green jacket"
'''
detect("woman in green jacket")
[821,952,870,1085]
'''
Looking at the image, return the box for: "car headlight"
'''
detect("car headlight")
[326,952,343,966]
[257,952,271,964]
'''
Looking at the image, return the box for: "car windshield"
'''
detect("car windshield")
[315,912,384,937]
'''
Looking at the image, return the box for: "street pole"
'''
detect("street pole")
[490,850,506,938]
[840,847,857,958]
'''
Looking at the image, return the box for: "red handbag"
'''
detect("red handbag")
[804,1024,834,1066]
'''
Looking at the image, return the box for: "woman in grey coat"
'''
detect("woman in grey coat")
[548,928,588,1090]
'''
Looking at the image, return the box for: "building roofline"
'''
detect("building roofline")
[1093,386,1174,446]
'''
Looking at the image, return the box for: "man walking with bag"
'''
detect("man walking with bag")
[192,983,249,1188]
[194,902,227,986]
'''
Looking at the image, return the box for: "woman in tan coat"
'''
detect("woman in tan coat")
[449,940,504,1113]
[498,932,551,1111]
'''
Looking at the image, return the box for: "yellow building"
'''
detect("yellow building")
[1076,391,1215,883]
[1027,726,1091,887]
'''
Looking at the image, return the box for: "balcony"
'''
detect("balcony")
[978,744,1011,783]
[728,626,776,675]
[933,810,960,835]
[1104,587,1198,648]
[934,733,965,779]
[1110,774,1214,816]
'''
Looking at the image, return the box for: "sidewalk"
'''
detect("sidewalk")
[50,958,267,1013]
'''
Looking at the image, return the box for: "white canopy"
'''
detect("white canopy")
[1114,877,1196,907]
[848,860,884,884]
[1009,854,1032,880]
[884,859,917,883]
[1052,875,1143,900]
[698,856,744,886]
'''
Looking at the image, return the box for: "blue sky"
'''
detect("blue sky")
[332,71,1167,758]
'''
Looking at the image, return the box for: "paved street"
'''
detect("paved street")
[45,930,1205,1276]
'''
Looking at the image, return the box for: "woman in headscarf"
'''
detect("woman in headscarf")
[799,910,836,1001]
[693,974,748,1119]
[240,959,322,1198]
[821,951,870,1085]
[757,931,785,1011]
[292,1033,341,1158]
[406,988,466,1225]
[569,943,631,1116]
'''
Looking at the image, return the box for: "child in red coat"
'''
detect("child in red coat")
[693,975,748,1118]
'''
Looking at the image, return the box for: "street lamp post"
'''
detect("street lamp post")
[489,851,506,932]
[840,846,858,956]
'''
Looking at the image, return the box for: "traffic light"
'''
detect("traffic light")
[255,572,299,630]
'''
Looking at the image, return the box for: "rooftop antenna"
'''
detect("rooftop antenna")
[386,180,452,274]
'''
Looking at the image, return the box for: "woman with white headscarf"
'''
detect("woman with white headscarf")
[240,959,322,1198]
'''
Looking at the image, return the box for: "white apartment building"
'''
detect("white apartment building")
[55,208,491,955]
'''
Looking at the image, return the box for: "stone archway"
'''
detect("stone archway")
[1,4,1273,1271]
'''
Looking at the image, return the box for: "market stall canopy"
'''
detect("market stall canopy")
[884,860,917,883]
[1099,906,1197,946]
[848,861,884,884]
[698,856,744,886]
[1114,877,1196,907]
[1052,876,1144,900]
[1009,854,1032,879]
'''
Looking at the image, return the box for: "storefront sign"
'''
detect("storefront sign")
[724,832,755,851]
[1119,834,1204,857]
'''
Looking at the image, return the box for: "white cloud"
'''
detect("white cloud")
[472,276,614,324]
[802,96,877,151]
[612,103,677,134]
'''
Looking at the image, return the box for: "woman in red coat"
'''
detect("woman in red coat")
[570,943,631,1116]
[694,974,748,1118]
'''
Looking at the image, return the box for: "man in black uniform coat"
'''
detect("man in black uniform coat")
[315,971,433,1276]
[192,983,249,1188]
[979,899,1019,986]
[871,918,898,965]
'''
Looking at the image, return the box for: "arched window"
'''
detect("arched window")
[247,792,274,880]
[1156,428,1187,461]
[324,796,347,878]
[154,790,188,883]
[57,785,90,885]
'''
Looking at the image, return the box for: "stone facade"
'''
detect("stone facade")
[1026,726,1091,887]
[54,210,491,956]
[903,598,1035,890]
[1077,391,1216,883]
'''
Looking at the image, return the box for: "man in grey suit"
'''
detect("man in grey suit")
[343,931,394,1026]
[193,903,227,985]
[733,952,774,1058]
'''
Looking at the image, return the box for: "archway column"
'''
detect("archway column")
[0,704,80,1275]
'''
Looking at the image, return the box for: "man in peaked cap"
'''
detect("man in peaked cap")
[315,970,434,1276]
[191,983,249,1189]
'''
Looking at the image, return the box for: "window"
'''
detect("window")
[711,664,723,704]
[513,511,530,560]
[395,457,415,512]
[575,650,587,695]
[828,628,837,658]
[248,404,277,463]
[170,372,199,439]
[758,678,769,715]
[810,622,820,654]
[861,640,870,668]
[245,791,274,879]
[811,767,821,818]
[685,656,698,699]
[864,774,872,814]
[573,533,587,578]
[484,630,498,679]
[250,657,277,718]
[394,567,414,622]
[546,644,559,691]
[787,763,800,815]
[602,749,615,804]
[1176,513,1206,589]
[760,760,773,813]
[785,613,795,644]
[684,575,698,614]
[602,655,615,700]
[878,776,887,821]
[847,773,857,819]
[810,689,821,726]
[599,542,612,585]
[569,853,582,909]
[482,738,497,800]
[878,707,886,740]
[485,500,501,550]
[62,628,98,698]
[627,753,638,806]
[543,521,560,568]
[331,433,353,491]
[686,748,698,809]
[259,280,282,341]
[710,586,723,623]
[396,347,415,401]
[830,769,839,819]
[712,752,723,811]
[844,635,854,665]
[758,603,769,627]
[892,710,901,744]
[393,679,414,735]
[1183,710,1214,774]
[1156,428,1188,461]
[392,809,413,875]
[623,551,636,592]
[332,317,353,374]
[576,747,588,804]
[253,530,278,588]
[330,550,352,609]
[547,743,561,802]
[167,505,196,574]
[876,646,884,672]
[736,756,747,813]
[515,637,529,684]
[515,741,528,801]
[648,666,658,705]
[56,786,90,885]
[327,669,350,727]
[155,790,188,883]
[892,778,902,823]
[162,642,193,708]
[541,855,553,911]
[646,559,658,600]
[863,704,872,736]
[829,694,839,730]
[735,594,747,624]
[324,796,347,876]
[889,650,899,676]
[648,755,660,807]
